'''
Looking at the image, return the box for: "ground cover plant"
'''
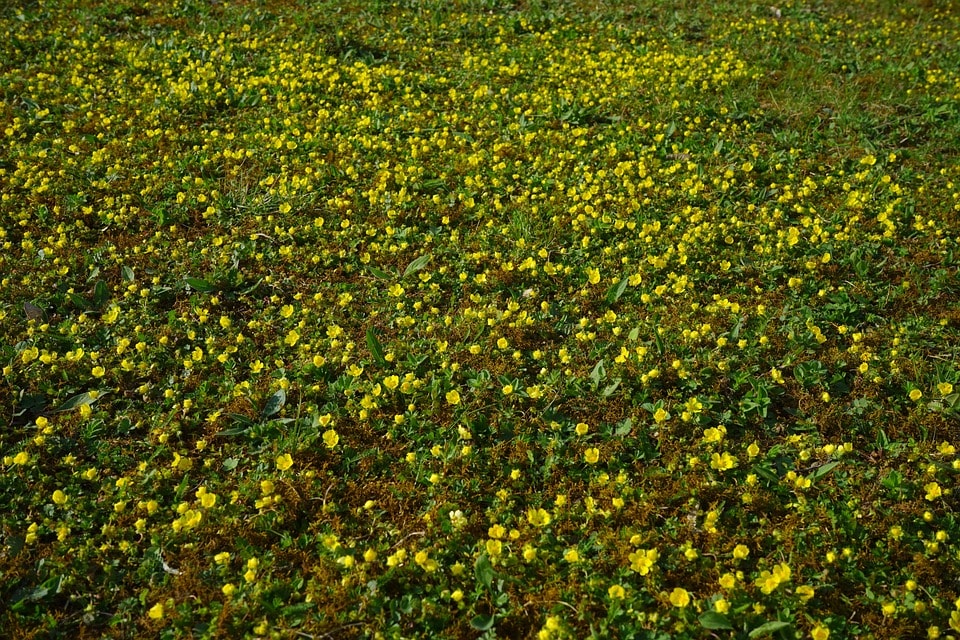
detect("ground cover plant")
[2,0,960,637]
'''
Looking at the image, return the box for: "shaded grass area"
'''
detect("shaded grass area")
[2,0,960,638]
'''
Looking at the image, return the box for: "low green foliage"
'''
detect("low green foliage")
[2,0,960,638]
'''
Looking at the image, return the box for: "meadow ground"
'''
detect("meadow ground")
[2,0,960,638]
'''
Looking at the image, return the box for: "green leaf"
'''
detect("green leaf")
[615,418,633,436]
[699,611,733,630]
[367,266,394,280]
[652,320,665,354]
[68,292,90,310]
[92,280,110,308]
[470,614,496,631]
[605,276,629,305]
[601,378,621,398]
[222,458,239,471]
[811,460,840,481]
[749,621,793,638]
[216,426,249,437]
[366,327,386,366]
[474,553,495,590]
[262,389,286,419]
[55,391,101,413]
[730,315,744,339]
[238,278,263,296]
[121,265,135,282]
[403,253,432,277]
[589,359,606,387]
[185,277,216,292]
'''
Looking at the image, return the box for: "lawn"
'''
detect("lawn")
[2,0,960,638]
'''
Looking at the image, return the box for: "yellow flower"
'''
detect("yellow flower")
[669,587,690,608]
[323,429,339,449]
[714,597,730,613]
[383,375,400,390]
[575,422,589,436]
[608,584,626,599]
[586,267,601,285]
[526,507,551,527]
[52,489,68,505]
[276,453,294,471]
[91,366,105,378]
[486,539,503,557]
[811,623,830,640]
[710,451,737,471]
[584,448,600,464]
[171,452,193,472]
[910,388,923,401]
[284,329,300,346]
[445,389,461,405]
[563,548,580,563]
[938,382,954,396]
[12,451,30,465]
[925,482,943,501]
[629,548,659,575]
[797,585,816,602]
[222,583,237,596]
[733,544,749,559]
[148,602,164,620]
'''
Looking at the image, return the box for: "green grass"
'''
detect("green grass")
[2,0,960,638]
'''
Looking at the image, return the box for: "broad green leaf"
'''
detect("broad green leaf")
[403,253,432,277]
[92,280,110,308]
[699,611,733,630]
[68,292,90,310]
[601,378,621,398]
[589,359,606,386]
[628,327,640,341]
[811,460,840,480]
[121,265,135,282]
[185,277,216,292]
[749,621,793,638]
[470,614,495,631]
[605,276,628,304]
[55,391,101,412]
[366,327,386,366]
[474,553,494,590]
[730,315,744,339]
[262,389,286,418]
[615,418,633,436]
[222,458,239,471]
[367,266,394,280]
